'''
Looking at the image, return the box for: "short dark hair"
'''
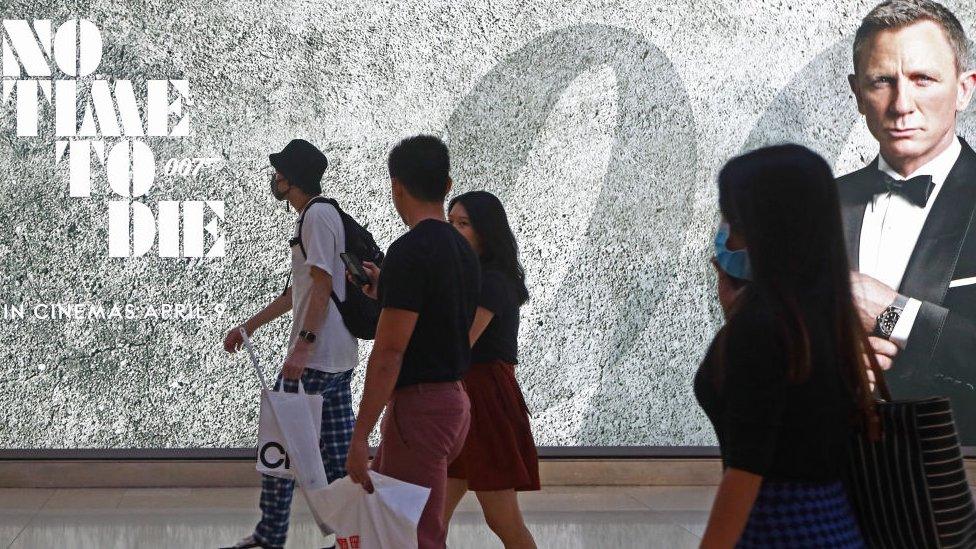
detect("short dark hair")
[853,0,970,73]
[292,178,322,196]
[387,135,451,202]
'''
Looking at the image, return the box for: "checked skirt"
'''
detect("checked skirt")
[736,479,866,548]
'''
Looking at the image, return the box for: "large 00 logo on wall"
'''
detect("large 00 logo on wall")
[2,1,975,450]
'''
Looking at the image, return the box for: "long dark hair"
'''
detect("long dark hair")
[449,191,529,305]
[718,144,877,433]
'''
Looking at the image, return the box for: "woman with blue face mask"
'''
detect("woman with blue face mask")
[714,221,751,282]
[696,145,878,548]
[712,220,751,318]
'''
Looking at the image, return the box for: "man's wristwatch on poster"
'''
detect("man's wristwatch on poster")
[874,294,909,339]
[298,330,317,344]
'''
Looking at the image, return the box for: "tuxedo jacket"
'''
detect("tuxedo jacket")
[838,137,976,446]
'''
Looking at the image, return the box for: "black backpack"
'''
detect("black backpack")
[287,196,384,339]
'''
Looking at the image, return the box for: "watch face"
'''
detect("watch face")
[877,307,901,338]
[880,317,895,335]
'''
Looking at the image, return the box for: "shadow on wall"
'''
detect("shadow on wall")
[444,24,701,444]
[444,28,976,444]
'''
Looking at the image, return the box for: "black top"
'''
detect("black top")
[693,297,857,481]
[471,268,520,365]
[379,219,481,388]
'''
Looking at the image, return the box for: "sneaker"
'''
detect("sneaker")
[218,534,272,549]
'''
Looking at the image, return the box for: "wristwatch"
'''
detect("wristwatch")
[298,330,316,344]
[874,294,909,339]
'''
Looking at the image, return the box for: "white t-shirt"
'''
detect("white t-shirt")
[288,200,358,373]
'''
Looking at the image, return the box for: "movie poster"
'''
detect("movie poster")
[2,1,975,452]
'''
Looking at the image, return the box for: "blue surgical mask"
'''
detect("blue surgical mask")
[714,222,752,281]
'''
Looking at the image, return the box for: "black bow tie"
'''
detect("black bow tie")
[873,172,936,208]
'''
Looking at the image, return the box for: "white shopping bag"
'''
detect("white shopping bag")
[240,328,334,535]
[256,382,323,479]
[306,471,431,549]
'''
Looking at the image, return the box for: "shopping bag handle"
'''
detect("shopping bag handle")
[239,327,271,392]
[277,379,308,395]
[240,327,308,394]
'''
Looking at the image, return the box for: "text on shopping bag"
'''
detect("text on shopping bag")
[259,441,291,471]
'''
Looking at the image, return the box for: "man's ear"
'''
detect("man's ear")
[444,177,453,197]
[849,73,866,115]
[391,177,402,199]
[956,69,976,112]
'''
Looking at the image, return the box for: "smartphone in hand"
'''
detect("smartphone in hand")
[341,252,370,286]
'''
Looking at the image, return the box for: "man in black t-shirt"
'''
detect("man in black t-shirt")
[345,135,480,549]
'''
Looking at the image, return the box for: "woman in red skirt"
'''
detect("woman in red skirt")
[445,190,539,548]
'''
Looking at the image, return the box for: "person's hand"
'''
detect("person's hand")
[850,272,899,333]
[864,336,899,391]
[712,258,745,318]
[346,437,374,493]
[282,345,309,380]
[223,326,246,353]
[354,261,380,300]
[867,336,898,370]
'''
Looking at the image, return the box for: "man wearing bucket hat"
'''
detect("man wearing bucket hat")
[221,139,358,549]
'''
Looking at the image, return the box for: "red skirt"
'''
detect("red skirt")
[448,359,540,491]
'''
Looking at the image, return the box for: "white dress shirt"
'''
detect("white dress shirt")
[859,136,962,348]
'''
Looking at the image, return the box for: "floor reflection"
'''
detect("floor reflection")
[1,487,714,548]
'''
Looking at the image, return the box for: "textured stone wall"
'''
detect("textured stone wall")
[2,0,975,449]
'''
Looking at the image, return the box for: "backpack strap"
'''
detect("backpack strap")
[281,196,333,296]
[283,196,348,306]
[292,196,332,260]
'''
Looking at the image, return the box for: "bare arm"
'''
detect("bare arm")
[700,468,763,548]
[281,266,332,380]
[346,307,419,492]
[223,286,293,353]
[468,306,494,347]
[301,266,333,334]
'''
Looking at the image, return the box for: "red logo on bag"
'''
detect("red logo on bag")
[350,535,360,549]
[336,536,360,549]
[337,539,349,549]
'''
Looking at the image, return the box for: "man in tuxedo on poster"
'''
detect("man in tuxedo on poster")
[839,0,976,445]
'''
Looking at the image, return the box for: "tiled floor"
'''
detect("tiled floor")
[5,485,974,548]
[0,486,715,548]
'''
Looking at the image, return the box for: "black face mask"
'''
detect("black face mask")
[271,174,290,201]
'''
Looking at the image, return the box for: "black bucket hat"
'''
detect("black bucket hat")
[269,139,328,194]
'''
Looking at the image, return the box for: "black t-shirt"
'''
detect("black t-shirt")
[693,297,857,481]
[378,219,481,388]
[471,268,520,365]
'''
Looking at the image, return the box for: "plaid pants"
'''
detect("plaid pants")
[253,368,355,549]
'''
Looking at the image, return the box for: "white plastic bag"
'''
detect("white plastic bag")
[256,382,324,480]
[264,382,329,492]
[240,328,334,535]
[306,471,431,549]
